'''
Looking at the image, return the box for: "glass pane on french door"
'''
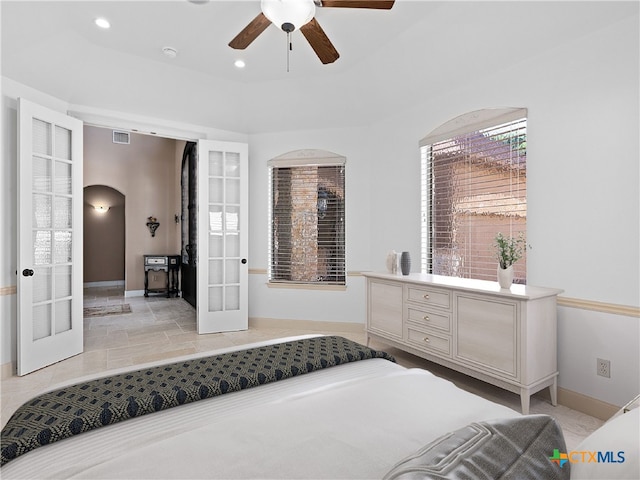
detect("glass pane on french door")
[31,118,73,340]
[207,151,241,313]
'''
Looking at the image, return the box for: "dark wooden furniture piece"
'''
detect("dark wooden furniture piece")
[144,254,180,298]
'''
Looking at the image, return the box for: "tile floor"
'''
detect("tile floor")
[1,287,604,450]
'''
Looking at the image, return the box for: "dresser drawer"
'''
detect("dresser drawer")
[145,256,167,266]
[406,326,451,356]
[405,305,451,332]
[406,285,451,310]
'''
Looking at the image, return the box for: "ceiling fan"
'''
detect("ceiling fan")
[229,0,395,65]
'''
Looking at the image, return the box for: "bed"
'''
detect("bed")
[1,335,579,479]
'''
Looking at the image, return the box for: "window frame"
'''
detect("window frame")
[420,108,528,283]
[267,150,346,288]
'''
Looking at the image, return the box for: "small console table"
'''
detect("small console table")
[364,272,563,414]
[144,254,180,298]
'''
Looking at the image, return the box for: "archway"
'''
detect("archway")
[83,185,126,289]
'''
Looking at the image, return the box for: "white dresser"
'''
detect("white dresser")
[364,272,563,414]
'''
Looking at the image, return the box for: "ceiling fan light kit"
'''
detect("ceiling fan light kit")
[229,0,395,66]
[261,0,316,32]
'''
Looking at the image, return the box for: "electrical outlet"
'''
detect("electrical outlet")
[597,358,610,378]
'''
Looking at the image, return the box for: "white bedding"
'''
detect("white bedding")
[2,336,520,479]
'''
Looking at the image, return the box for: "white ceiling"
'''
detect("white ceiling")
[1,1,635,134]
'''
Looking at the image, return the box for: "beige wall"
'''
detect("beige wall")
[83,126,185,292]
[83,202,125,283]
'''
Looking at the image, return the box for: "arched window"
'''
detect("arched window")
[268,150,346,286]
[420,108,527,283]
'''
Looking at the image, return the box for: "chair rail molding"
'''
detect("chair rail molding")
[558,297,640,318]
[0,285,17,296]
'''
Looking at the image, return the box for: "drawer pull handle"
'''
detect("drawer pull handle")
[423,337,430,343]
[423,315,430,321]
[423,294,430,300]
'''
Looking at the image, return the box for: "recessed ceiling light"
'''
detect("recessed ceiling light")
[162,47,178,59]
[234,60,246,68]
[94,17,110,29]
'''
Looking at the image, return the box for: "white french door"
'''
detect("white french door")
[17,98,84,375]
[197,140,248,334]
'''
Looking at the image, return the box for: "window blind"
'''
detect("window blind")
[420,113,527,284]
[269,160,346,285]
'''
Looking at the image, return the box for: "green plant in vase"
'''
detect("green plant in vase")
[493,232,525,288]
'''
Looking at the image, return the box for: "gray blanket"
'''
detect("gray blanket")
[384,414,570,479]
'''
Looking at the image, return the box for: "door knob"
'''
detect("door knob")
[241,258,247,264]
[22,269,34,277]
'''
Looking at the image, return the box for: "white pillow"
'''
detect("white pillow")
[570,407,639,479]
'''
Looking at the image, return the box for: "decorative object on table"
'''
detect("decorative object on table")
[386,250,398,274]
[144,254,181,297]
[493,232,525,288]
[497,265,514,289]
[146,216,160,237]
[400,251,411,275]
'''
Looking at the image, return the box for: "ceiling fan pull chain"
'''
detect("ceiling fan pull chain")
[286,30,291,72]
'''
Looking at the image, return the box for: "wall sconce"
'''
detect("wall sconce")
[146,216,160,237]
[94,205,109,214]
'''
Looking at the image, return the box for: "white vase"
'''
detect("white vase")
[386,250,398,274]
[497,265,514,289]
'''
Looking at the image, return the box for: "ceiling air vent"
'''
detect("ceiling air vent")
[112,130,130,145]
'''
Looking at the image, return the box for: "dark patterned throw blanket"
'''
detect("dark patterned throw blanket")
[1,336,394,466]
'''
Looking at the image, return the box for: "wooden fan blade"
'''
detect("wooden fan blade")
[318,0,394,9]
[300,17,340,64]
[229,12,271,49]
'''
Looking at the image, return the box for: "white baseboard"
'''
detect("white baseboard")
[125,290,145,298]
[558,387,619,421]
[1,361,14,380]
[249,317,365,333]
[83,280,125,288]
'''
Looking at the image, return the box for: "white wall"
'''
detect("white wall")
[558,307,639,407]
[247,126,374,323]
[366,15,639,305]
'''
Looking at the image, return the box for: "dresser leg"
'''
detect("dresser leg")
[550,378,558,406]
[520,390,530,415]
